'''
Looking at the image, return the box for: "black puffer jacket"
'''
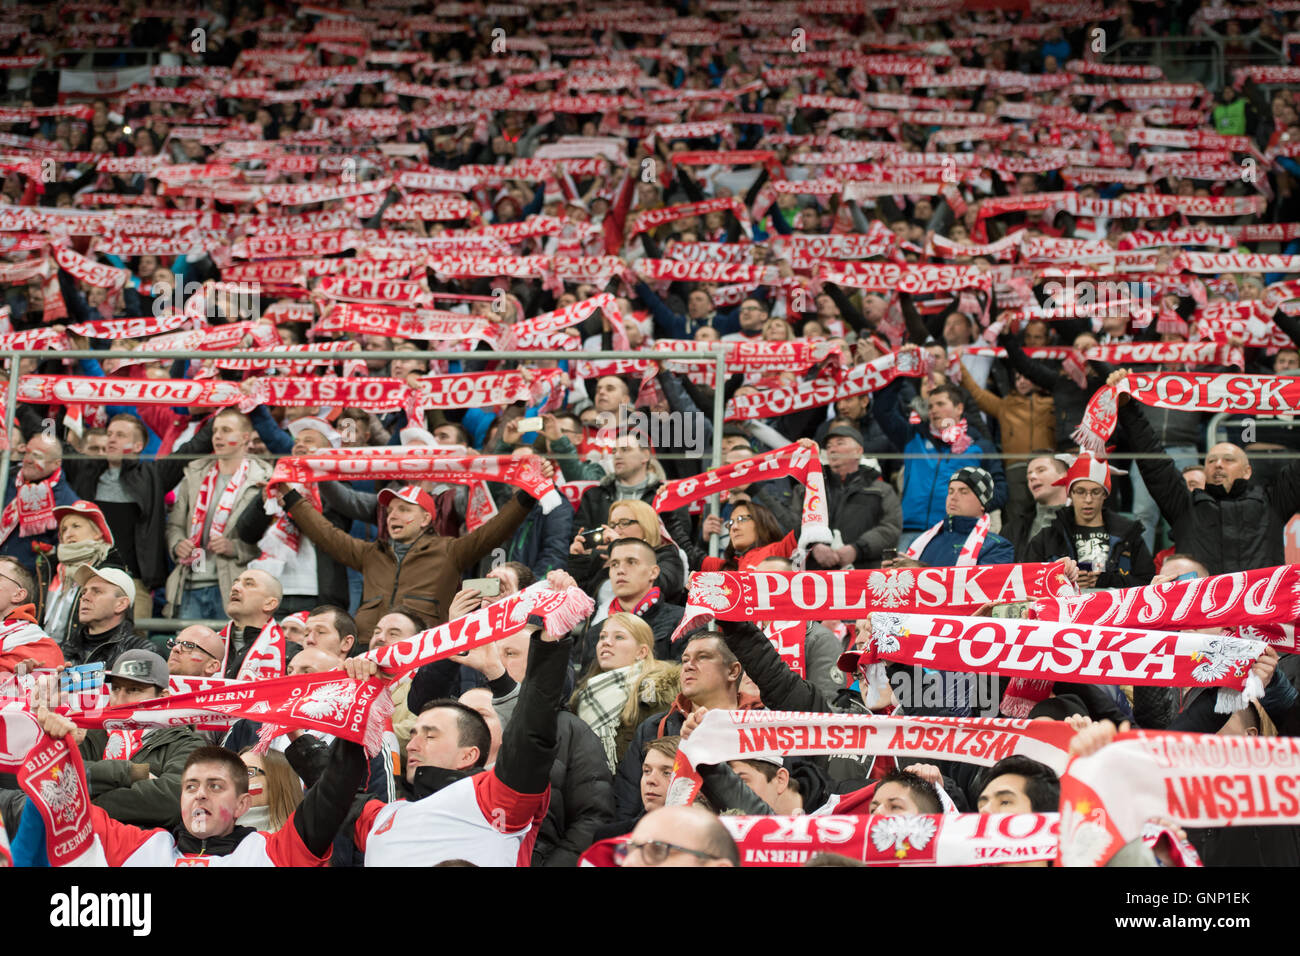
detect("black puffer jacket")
[532,713,614,867]
[1023,509,1156,588]
[1118,400,1300,574]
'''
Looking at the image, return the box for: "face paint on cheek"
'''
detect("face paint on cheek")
[248,782,264,796]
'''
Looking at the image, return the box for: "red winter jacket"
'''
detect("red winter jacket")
[0,603,65,672]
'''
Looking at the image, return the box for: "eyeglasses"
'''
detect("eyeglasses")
[1071,487,1107,500]
[613,839,722,867]
[724,515,753,530]
[0,573,24,591]
[246,767,266,778]
[168,638,219,660]
[607,518,640,531]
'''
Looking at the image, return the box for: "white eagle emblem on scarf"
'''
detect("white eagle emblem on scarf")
[1190,636,1257,684]
[869,815,937,856]
[690,573,734,613]
[40,767,82,826]
[868,570,914,608]
[1059,802,1113,868]
[296,681,355,723]
[871,614,906,655]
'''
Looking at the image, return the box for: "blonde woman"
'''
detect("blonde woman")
[570,612,680,774]
[238,748,304,833]
[569,498,686,605]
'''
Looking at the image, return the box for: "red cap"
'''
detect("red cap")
[377,485,439,517]
[53,501,113,546]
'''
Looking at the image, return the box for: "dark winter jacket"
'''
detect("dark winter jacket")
[1118,400,1300,575]
[918,514,1016,567]
[801,464,904,568]
[531,713,614,867]
[234,495,352,608]
[60,615,155,669]
[1023,509,1156,588]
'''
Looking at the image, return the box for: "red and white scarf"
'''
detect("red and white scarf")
[0,709,95,866]
[908,410,974,455]
[666,710,1077,807]
[364,581,594,676]
[268,451,563,514]
[218,618,287,682]
[724,349,928,421]
[0,467,61,541]
[765,621,807,678]
[582,812,1064,867]
[1032,565,1300,631]
[180,459,251,567]
[652,442,833,552]
[866,614,1267,714]
[724,813,1060,867]
[103,728,147,761]
[1074,373,1300,454]
[904,512,991,565]
[76,671,393,757]
[1059,730,1300,867]
[672,562,1074,643]
[15,375,243,409]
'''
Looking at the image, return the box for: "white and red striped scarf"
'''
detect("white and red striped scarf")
[0,467,61,541]
[724,349,928,421]
[180,459,251,567]
[905,512,991,565]
[221,618,287,682]
[365,581,594,676]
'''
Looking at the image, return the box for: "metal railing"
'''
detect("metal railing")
[1101,36,1226,88]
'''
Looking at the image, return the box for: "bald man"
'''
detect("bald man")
[619,806,739,868]
[221,569,283,678]
[167,625,224,678]
[288,647,343,676]
[1,433,79,571]
[1110,368,1300,575]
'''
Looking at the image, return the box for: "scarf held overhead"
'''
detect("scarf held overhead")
[671,562,1075,643]
[1074,373,1300,454]
[665,709,1077,806]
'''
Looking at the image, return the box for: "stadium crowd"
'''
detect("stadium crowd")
[1,0,1300,868]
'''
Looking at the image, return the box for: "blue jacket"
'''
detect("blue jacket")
[874,382,1008,530]
[918,514,1016,567]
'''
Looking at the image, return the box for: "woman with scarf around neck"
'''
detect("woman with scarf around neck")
[40,502,127,646]
[569,613,680,774]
